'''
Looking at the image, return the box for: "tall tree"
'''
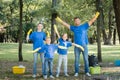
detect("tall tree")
[113,0,120,44]
[18,0,23,61]
[51,0,57,43]
[96,0,102,62]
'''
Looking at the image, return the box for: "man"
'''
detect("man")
[26,23,46,78]
[55,12,100,77]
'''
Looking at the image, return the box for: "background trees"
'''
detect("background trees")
[0,0,120,61]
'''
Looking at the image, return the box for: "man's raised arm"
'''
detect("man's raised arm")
[55,17,70,29]
[88,12,100,26]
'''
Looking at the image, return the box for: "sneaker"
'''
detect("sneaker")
[65,73,69,77]
[50,75,55,79]
[86,73,91,77]
[44,75,47,79]
[74,73,78,77]
[32,74,36,78]
[56,74,59,77]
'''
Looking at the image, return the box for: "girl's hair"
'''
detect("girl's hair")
[61,33,67,37]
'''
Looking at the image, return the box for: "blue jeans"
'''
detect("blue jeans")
[33,53,44,75]
[44,58,53,75]
[74,45,89,73]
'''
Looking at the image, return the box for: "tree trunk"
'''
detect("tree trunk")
[113,0,120,44]
[113,28,116,45]
[18,0,23,61]
[102,6,113,45]
[51,0,57,43]
[96,0,102,62]
[107,6,113,45]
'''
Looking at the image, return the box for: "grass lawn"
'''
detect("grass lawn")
[0,43,120,80]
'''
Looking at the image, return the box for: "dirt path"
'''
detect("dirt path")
[0,61,120,80]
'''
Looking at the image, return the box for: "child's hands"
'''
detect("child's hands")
[32,47,41,53]
[58,46,67,49]
[46,31,50,37]
[72,43,84,51]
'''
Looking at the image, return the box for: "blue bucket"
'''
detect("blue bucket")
[114,60,120,66]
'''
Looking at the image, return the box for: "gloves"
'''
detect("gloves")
[55,17,63,23]
[27,29,32,35]
[46,31,50,37]
[54,24,58,33]
[32,47,41,53]
[95,12,100,18]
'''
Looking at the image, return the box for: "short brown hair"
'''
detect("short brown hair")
[74,17,80,21]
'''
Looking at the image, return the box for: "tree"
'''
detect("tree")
[101,0,115,45]
[51,0,57,43]
[96,0,102,62]
[113,0,120,44]
[18,0,23,61]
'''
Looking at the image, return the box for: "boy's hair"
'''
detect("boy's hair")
[74,17,80,21]
[38,23,43,26]
[61,33,67,37]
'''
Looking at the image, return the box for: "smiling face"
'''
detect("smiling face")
[37,23,43,31]
[62,33,68,41]
[74,17,81,26]
[46,37,51,44]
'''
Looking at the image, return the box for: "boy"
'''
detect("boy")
[40,37,67,79]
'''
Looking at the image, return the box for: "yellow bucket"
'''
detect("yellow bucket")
[12,66,25,74]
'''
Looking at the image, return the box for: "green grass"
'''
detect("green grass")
[0,43,120,62]
[0,43,120,80]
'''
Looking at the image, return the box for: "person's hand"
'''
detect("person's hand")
[32,47,41,53]
[26,35,29,43]
[55,17,63,23]
[95,12,100,18]
[46,31,50,37]
[72,43,84,51]
[54,25,57,33]
[27,29,32,35]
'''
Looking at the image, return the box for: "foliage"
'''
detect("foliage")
[0,0,115,43]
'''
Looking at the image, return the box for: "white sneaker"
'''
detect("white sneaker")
[44,75,47,79]
[65,74,69,77]
[86,73,91,77]
[50,75,55,79]
[56,74,59,77]
[32,74,36,78]
[74,73,78,77]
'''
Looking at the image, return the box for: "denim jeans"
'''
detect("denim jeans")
[74,45,89,73]
[44,58,53,76]
[56,54,68,74]
[33,53,44,75]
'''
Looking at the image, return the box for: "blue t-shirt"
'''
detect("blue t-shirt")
[29,31,46,53]
[70,22,89,46]
[57,38,72,55]
[41,44,58,58]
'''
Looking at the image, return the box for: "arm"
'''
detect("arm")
[58,45,67,49]
[55,17,70,29]
[54,25,60,38]
[32,47,41,53]
[88,12,100,26]
[72,43,84,51]
[26,29,32,42]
